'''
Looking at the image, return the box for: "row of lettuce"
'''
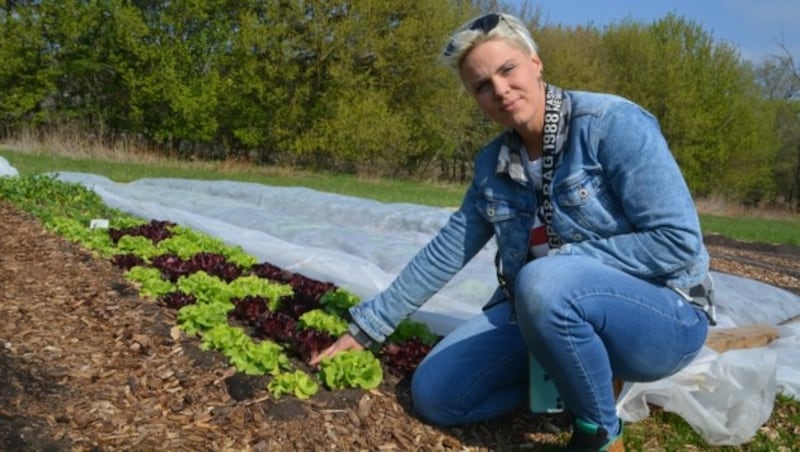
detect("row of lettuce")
[0,174,438,400]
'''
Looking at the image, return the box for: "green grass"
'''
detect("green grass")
[0,149,466,207]
[2,148,799,247]
[700,214,800,247]
[623,394,800,451]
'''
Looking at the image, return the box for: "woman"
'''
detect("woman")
[311,12,713,451]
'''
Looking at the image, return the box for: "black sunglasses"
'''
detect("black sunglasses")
[470,13,502,33]
[444,13,503,57]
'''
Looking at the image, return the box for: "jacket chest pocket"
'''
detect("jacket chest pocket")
[476,198,531,263]
[554,171,621,232]
[478,199,516,223]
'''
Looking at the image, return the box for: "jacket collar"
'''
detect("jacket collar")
[495,130,528,185]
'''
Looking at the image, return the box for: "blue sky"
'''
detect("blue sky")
[513,0,799,62]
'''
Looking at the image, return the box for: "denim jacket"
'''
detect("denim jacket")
[349,90,709,343]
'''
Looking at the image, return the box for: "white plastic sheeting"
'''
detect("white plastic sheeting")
[3,160,799,446]
[54,172,497,335]
[0,156,18,177]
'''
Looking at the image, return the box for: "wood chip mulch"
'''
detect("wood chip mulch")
[1,200,798,451]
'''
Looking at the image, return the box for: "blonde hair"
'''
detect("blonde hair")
[441,13,539,72]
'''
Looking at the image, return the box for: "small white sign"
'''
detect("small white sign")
[89,219,110,229]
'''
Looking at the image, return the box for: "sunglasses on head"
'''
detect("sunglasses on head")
[470,13,502,33]
[444,13,504,57]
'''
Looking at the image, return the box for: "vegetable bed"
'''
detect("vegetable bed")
[2,175,441,399]
[0,175,570,450]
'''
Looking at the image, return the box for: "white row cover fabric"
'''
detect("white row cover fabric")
[0,156,19,177]
[5,162,798,446]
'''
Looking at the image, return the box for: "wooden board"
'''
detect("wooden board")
[705,324,781,353]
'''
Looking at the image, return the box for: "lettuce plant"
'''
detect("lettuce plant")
[201,324,290,375]
[124,266,176,299]
[318,350,383,390]
[298,309,348,337]
[177,301,234,336]
[319,287,360,316]
[388,319,439,346]
[268,370,319,400]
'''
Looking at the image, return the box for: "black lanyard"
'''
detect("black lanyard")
[541,84,565,248]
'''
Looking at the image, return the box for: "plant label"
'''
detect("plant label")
[90,219,110,229]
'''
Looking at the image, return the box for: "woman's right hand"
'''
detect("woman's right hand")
[309,333,364,367]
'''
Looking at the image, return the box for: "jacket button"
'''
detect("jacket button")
[573,233,582,241]
[579,188,589,199]
[487,206,495,217]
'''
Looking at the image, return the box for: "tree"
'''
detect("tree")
[122,0,227,154]
[211,2,303,161]
[536,24,605,92]
[757,43,800,207]
[600,14,776,200]
[0,0,56,133]
[288,0,482,177]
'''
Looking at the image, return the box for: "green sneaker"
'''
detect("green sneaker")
[565,418,624,451]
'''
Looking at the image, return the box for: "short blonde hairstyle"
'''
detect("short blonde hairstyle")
[441,13,539,72]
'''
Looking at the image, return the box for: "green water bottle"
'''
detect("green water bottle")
[529,353,564,413]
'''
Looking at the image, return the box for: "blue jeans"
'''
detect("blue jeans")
[411,255,708,436]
